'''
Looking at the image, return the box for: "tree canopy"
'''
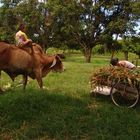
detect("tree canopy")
[0,0,140,62]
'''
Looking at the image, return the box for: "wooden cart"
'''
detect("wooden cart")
[92,81,140,108]
[90,67,140,108]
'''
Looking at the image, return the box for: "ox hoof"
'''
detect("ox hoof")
[42,86,49,90]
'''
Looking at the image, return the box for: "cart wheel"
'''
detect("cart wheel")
[110,82,139,108]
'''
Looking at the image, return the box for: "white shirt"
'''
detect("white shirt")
[118,61,136,69]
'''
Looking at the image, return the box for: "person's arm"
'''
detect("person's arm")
[118,61,126,67]
[19,34,32,47]
[20,34,26,41]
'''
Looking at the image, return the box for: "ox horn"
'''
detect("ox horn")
[49,57,57,68]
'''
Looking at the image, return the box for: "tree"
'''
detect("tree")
[119,38,134,60]
[13,0,50,49]
[0,0,140,61]
[45,0,140,62]
[0,0,50,50]
[131,36,140,58]
[0,1,17,42]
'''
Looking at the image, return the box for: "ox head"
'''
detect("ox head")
[49,55,64,72]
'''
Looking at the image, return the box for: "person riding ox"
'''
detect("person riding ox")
[15,23,34,54]
[15,23,32,48]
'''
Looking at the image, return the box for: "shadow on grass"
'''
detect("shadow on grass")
[89,91,112,103]
[0,88,98,140]
[1,89,140,140]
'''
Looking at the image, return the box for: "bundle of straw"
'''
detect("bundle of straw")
[90,66,140,90]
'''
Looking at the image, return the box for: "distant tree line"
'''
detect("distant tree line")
[0,0,140,62]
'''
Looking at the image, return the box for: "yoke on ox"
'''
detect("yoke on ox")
[0,41,64,90]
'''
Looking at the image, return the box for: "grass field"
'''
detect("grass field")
[1,53,140,140]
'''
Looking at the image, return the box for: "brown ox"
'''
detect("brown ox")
[0,41,64,89]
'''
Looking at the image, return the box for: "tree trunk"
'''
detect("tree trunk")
[124,52,128,60]
[110,34,119,60]
[84,47,92,63]
[110,50,115,60]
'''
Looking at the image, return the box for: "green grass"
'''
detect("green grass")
[1,54,140,140]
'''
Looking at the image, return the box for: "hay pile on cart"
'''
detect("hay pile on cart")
[91,66,140,89]
[90,66,140,108]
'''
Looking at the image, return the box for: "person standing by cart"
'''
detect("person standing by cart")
[110,57,136,69]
